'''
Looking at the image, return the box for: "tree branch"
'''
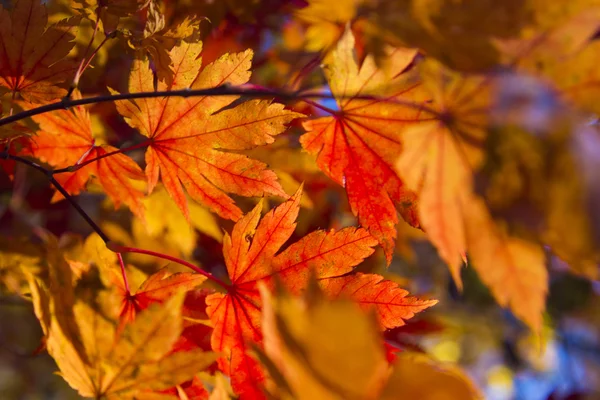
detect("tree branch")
[0,85,439,128]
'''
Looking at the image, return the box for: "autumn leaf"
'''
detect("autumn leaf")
[295,0,364,52]
[496,8,600,115]
[301,29,425,262]
[112,41,303,221]
[205,187,435,397]
[380,353,481,400]
[27,253,216,400]
[71,0,151,34]
[258,284,389,400]
[463,195,548,332]
[119,266,207,322]
[395,59,489,285]
[63,232,117,280]
[27,90,146,220]
[395,60,549,330]
[122,2,202,83]
[259,284,474,400]
[319,273,438,330]
[141,186,223,257]
[0,0,80,103]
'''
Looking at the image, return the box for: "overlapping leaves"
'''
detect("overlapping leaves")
[25,236,216,399]
[205,187,436,397]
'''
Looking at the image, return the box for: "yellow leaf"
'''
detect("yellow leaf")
[396,60,488,286]
[142,185,223,257]
[27,258,216,400]
[463,195,548,332]
[496,8,600,114]
[380,353,481,400]
[295,0,363,52]
[64,233,118,279]
[208,373,234,400]
[260,285,388,400]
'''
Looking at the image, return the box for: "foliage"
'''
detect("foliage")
[1,0,600,398]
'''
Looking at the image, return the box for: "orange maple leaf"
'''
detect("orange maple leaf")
[117,266,208,323]
[301,29,427,262]
[395,60,548,331]
[395,60,489,285]
[0,0,80,103]
[205,187,435,398]
[113,41,303,221]
[26,91,146,220]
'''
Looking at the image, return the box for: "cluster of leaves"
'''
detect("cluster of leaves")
[1,0,600,398]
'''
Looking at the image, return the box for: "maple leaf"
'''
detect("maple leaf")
[63,232,117,280]
[26,244,216,400]
[395,59,488,286]
[497,8,600,115]
[113,41,303,221]
[295,0,364,52]
[141,186,223,257]
[205,187,435,398]
[301,29,425,262]
[122,2,202,83]
[0,0,80,103]
[380,353,481,400]
[27,90,146,220]
[259,285,475,400]
[395,60,548,330]
[71,0,151,34]
[118,266,207,322]
[258,284,389,399]
[319,273,438,330]
[463,195,548,331]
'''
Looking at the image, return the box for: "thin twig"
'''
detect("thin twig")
[2,151,228,293]
[70,18,100,94]
[1,153,110,243]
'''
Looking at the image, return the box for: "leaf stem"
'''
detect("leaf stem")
[69,19,100,95]
[302,98,338,115]
[117,253,131,295]
[79,31,117,80]
[109,244,230,290]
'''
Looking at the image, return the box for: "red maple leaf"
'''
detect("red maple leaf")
[205,187,436,398]
[300,29,430,262]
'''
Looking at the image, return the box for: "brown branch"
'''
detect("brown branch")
[0,85,439,128]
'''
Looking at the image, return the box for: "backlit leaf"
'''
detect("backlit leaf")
[301,29,425,262]
[0,0,80,103]
[27,90,146,220]
[259,285,389,400]
[205,187,435,397]
[396,60,489,286]
[113,41,303,220]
